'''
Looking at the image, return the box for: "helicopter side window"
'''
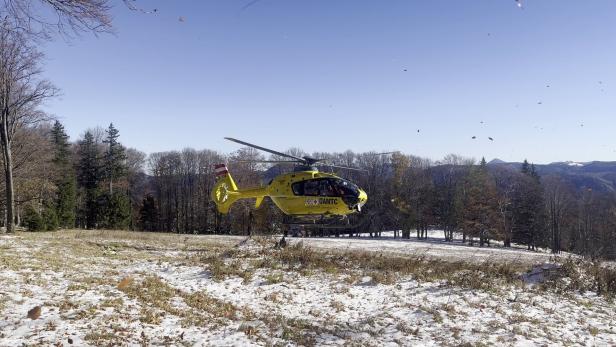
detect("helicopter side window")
[303,180,320,196]
[292,179,340,197]
[318,179,337,197]
[291,181,304,195]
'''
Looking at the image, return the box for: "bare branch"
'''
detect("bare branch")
[1,0,113,39]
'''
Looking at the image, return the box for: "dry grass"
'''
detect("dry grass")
[257,242,526,291]
[540,257,616,297]
[197,236,616,299]
[118,276,241,328]
[3,230,616,346]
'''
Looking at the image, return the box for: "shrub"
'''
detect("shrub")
[23,205,44,231]
[42,203,59,231]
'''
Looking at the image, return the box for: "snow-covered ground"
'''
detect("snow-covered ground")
[1,230,615,346]
[296,230,558,265]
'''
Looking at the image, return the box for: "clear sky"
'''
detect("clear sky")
[41,0,616,164]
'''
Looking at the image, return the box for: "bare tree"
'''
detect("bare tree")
[0,29,57,232]
[543,175,573,254]
[1,0,113,39]
[0,125,53,226]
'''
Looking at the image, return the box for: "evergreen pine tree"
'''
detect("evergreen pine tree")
[42,201,59,231]
[99,191,131,229]
[511,159,546,250]
[460,157,499,246]
[139,195,159,231]
[99,123,131,229]
[521,159,530,175]
[77,131,102,229]
[103,123,127,194]
[50,121,77,228]
[23,205,44,231]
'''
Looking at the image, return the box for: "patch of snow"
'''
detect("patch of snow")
[1,233,615,346]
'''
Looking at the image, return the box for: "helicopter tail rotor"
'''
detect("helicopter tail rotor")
[211,164,241,214]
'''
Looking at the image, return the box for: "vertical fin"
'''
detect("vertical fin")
[211,164,240,214]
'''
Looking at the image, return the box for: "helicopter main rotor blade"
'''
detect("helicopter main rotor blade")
[367,151,397,156]
[321,164,368,172]
[234,160,300,163]
[225,137,305,162]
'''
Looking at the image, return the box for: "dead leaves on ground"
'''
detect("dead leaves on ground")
[27,305,41,320]
[117,277,133,290]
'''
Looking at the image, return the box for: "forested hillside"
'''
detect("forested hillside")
[4,121,616,260]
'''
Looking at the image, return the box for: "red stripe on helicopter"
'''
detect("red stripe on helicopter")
[215,164,228,176]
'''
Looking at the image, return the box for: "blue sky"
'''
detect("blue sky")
[42,0,616,163]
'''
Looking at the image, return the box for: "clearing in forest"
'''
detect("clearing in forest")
[1,230,615,346]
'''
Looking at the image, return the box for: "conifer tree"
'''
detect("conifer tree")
[139,195,159,231]
[100,123,130,229]
[99,191,131,229]
[512,159,546,250]
[50,121,76,228]
[77,131,102,229]
[103,123,126,194]
[460,157,499,246]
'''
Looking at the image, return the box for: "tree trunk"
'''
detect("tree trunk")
[15,194,20,227]
[1,125,14,233]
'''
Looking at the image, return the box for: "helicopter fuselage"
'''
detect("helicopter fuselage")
[212,167,368,217]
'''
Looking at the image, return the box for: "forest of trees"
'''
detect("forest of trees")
[1,1,615,262]
[3,118,616,261]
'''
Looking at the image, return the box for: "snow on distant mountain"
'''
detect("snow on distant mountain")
[488,158,506,165]
[487,160,616,193]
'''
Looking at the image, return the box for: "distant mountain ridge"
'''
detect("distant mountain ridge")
[488,159,616,193]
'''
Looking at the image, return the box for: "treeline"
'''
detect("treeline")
[16,122,141,232]
[6,122,616,260]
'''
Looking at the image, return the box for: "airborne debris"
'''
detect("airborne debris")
[241,0,262,12]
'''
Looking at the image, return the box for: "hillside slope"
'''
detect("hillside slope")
[1,231,615,346]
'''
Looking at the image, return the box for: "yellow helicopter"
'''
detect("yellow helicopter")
[212,138,371,226]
